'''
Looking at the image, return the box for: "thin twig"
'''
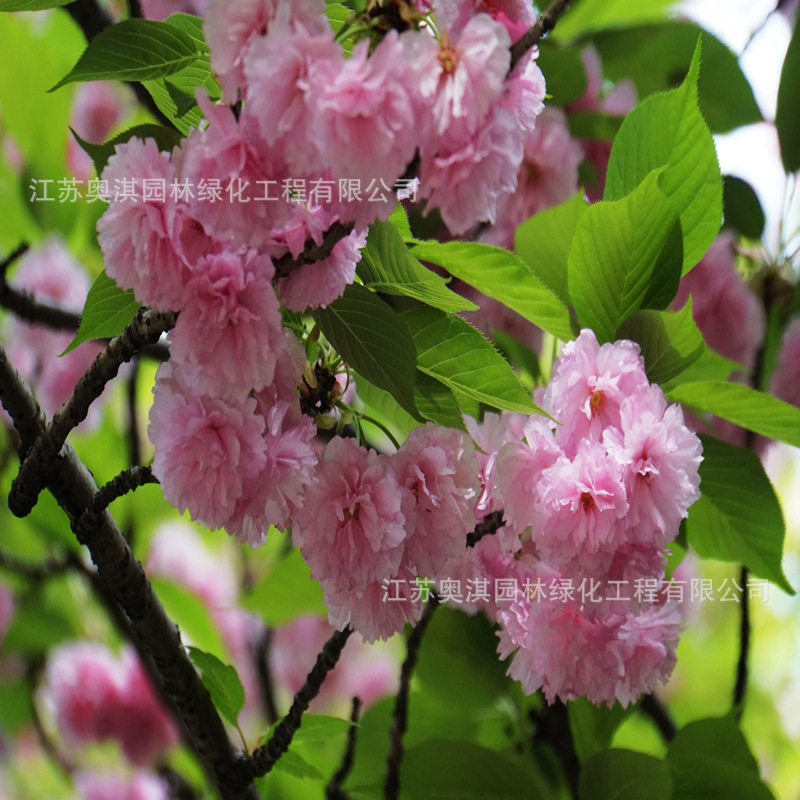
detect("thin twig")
[255,627,281,727]
[733,566,750,717]
[509,0,572,72]
[273,222,355,280]
[326,697,362,800]
[640,693,677,743]
[0,549,72,580]
[242,628,354,780]
[466,510,504,549]
[9,308,175,518]
[384,596,440,800]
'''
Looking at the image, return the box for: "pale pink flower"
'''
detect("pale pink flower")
[543,329,649,453]
[0,582,15,646]
[74,770,170,800]
[464,411,515,519]
[672,233,765,369]
[277,227,366,311]
[97,138,196,311]
[604,386,702,547]
[435,0,536,43]
[484,107,582,250]
[502,48,547,135]
[325,566,424,643]
[394,423,479,578]
[770,317,800,409]
[533,439,629,575]
[229,400,317,544]
[292,437,407,594]
[204,0,328,101]
[139,0,207,19]
[420,104,523,235]
[148,364,267,531]
[252,328,306,414]
[168,249,283,399]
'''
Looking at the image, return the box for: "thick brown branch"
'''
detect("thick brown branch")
[509,0,572,72]
[0,344,258,800]
[273,222,355,280]
[9,308,175,518]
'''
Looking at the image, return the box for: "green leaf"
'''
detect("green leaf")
[412,240,576,341]
[292,715,356,743]
[387,204,422,244]
[568,171,683,343]
[151,577,230,660]
[165,80,197,118]
[667,381,800,449]
[187,647,245,729]
[515,191,587,306]
[536,43,587,105]
[594,23,761,134]
[50,20,199,91]
[313,283,419,419]
[326,1,356,55]
[684,436,794,595]
[62,271,140,355]
[0,0,71,9]
[660,345,741,392]
[722,176,765,240]
[568,700,635,764]
[142,78,205,135]
[667,715,776,800]
[616,300,705,385]
[241,547,327,626]
[776,12,800,173]
[357,222,475,313]
[401,305,540,416]
[70,123,183,177]
[273,749,324,781]
[568,112,624,141]
[552,0,676,40]
[605,40,722,273]
[578,750,672,800]
[413,372,467,431]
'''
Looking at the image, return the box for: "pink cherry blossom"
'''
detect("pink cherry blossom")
[168,248,284,399]
[252,328,307,414]
[770,317,800,409]
[0,582,15,647]
[543,329,649,453]
[502,48,547,136]
[292,437,407,594]
[148,364,267,531]
[394,423,480,578]
[435,0,536,43]
[604,385,702,547]
[74,770,170,800]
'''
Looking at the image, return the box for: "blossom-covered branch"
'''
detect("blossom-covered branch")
[9,308,175,518]
[509,0,572,71]
[273,221,356,280]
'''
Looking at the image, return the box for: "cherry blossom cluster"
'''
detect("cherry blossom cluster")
[442,330,703,706]
[42,641,179,765]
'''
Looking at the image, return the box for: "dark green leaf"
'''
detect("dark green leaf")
[71,123,183,177]
[413,372,467,431]
[0,0,72,9]
[579,750,671,800]
[568,700,635,763]
[50,20,199,91]
[660,345,741,392]
[594,23,761,134]
[62,271,140,355]
[401,305,541,415]
[616,300,705,385]
[685,436,794,595]
[569,171,683,343]
[314,283,419,419]
[515,191,587,306]
[667,381,800,448]
[722,175,765,239]
[776,12,800,173]
[165,80,197,117]
[357,222,474,313]
[413,240,576,341]
[667,715,776,800]
[188,647,245,728]
[536,43,587,105]
[273,749,324,780]
[605,41,722,273]
[568,112,624,141]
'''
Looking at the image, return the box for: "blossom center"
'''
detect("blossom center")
[438,32,459,75]
[580,492,595,512]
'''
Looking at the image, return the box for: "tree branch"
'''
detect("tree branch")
[241,627,353,780]
[0,548,72,580]
[509,0,572,72]
[733,565,750,717]
[273,222,355,280]
[0,343,258,800]
[9,308,175,518]
[326,696,362,800]
[384,596,440,800]
[640,693,677,743]
[466,510,504,549]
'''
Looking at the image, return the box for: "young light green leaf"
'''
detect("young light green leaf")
[616,300,705,385]
[413,372,467,431]
[514,191,587,306]
[70,124,183,177]
[187,647,245,729]
[551,0,675,40]
[605,40,722,273]
[578,750,671,800]
[776,11,800,173]
[0,0,72,9]
[412,240,576,341]
[685,436,794,595]
[62,271,140,355]
[568,171,683,343]
[273,749,324,781]
[387,204,422,244]
[667,381,800,449]
[567,700,635,764]
[357,222,475,313]
[50,20,199,91]
[292,715,356,743]
[401,305,541,416]
[313,283,419,419]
